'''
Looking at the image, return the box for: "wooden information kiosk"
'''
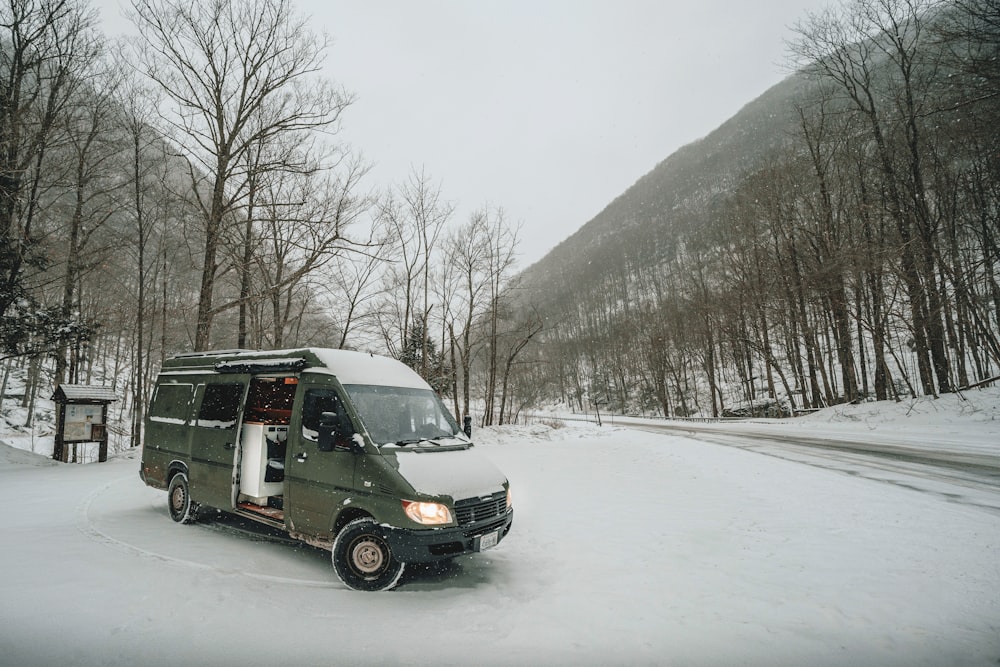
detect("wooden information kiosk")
[51,384,119,463]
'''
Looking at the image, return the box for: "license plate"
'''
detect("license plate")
[478,530,499,551]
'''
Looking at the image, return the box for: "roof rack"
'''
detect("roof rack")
[170,349,257,359]
[215,357,307,374]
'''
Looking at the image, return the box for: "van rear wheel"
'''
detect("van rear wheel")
[167,472,198,524]
[332,518,405,591]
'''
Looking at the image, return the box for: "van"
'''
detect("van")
[140,348,513,591]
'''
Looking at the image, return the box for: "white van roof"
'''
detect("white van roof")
[308,349,430,389]
[163,348,431,390]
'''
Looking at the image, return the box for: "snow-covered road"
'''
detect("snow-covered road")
[2,422,999,666]
[630,421,1000,515]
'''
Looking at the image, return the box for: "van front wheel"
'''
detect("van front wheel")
[167,472,198,524]
[332,518,405,591]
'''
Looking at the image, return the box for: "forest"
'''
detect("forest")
[1,0,998,453]
[509,0,999,419]
[0,0,529,446]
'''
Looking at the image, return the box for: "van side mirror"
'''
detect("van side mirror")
[317,411,358,453]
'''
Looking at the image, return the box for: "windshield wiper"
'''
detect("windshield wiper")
[386,434,465,449]
[425,433,468,445]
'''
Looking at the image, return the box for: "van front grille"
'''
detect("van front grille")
[463,516,507,539]
[455,492,506,527]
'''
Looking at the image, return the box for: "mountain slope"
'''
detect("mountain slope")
[517,70,813,307]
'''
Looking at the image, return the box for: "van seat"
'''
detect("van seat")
[265,458,284,483]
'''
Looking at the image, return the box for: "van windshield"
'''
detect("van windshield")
[343,384,461,446]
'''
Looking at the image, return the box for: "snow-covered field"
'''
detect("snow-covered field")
[1,390,999,666]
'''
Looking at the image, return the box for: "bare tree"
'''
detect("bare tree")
[443,207,509,424]
[496,306,542,425]
[0,0,100,355]
[790,0,951,394]
[478,208,521,425]
[248,156,368,347]
[320,213,393,349]
[129,0,352,350]
[53,57,126,385]
[936,0,1000,107]
[117,69,176,445]
[377,168,452,368]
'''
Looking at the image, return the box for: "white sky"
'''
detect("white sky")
[97,0,833,267]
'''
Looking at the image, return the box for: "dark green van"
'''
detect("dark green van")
[140,348,513,591]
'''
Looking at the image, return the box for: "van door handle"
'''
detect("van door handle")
[296,452,308,463]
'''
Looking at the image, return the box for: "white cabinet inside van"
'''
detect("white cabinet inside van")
[239,423,287,504]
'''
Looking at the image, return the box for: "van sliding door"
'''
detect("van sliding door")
[189,377,251,510]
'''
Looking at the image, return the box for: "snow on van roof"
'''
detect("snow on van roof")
[165,348,431,389]
[308,348,430,389]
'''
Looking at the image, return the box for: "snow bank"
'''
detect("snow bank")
[0,441,57,468]
[740,387,1000,456]
[798,385,1000,427]
[471,420,622,446]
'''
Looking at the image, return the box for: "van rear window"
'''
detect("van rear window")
[149,384,194,423]
[196,383,244,429]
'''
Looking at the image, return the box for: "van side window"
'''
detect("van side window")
[196,383,243,429]
[301,389,352,441]
[149,383,193,424]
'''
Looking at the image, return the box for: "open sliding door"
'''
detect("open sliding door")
[188,376,251,510]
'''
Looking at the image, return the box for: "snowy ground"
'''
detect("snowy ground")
[1,390,999,666]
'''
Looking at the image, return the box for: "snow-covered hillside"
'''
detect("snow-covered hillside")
[1,390,998,666]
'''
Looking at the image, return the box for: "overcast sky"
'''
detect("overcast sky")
[98,0,833,268]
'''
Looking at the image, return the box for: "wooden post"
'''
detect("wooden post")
[98,404,108,462]
[53,403,66,462]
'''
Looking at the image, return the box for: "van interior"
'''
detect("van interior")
[237,376,297,522]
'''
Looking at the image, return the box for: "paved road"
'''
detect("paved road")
[627,420,1000,515]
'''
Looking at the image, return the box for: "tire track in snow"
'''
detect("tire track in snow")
[76,474,338,588]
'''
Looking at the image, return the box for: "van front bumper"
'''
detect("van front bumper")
[381,509,513,563]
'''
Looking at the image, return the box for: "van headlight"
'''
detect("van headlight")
[506,487,512,509]
[402,500,453,525]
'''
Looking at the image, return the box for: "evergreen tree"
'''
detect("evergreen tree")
[399,314,450,395]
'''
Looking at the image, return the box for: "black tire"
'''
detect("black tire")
[332,518,406,591]
[167,472,198,524]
